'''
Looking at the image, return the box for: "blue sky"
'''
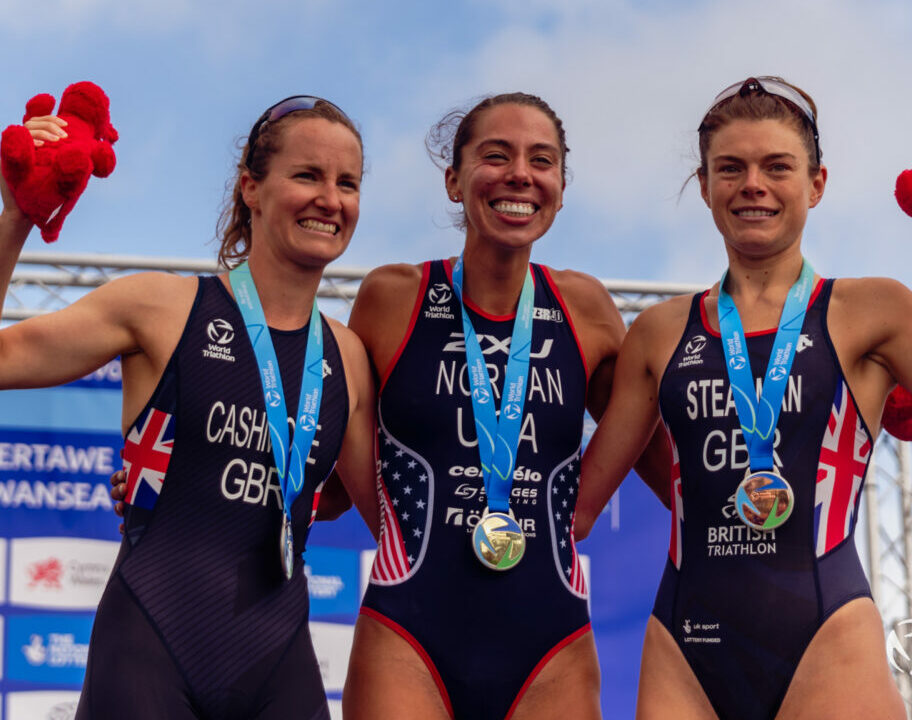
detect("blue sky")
[2,0,911,287]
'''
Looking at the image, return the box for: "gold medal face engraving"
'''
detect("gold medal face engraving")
[472,511,526,571]
[735,470,795,531]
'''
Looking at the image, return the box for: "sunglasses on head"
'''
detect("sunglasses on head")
[244,95,351,168]
[704,77,820,165]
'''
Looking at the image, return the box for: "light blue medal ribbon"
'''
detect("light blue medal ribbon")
[452,255,533,570]
[717,260,813,530]
[229,261,323,577]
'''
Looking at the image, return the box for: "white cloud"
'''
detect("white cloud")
[361,0,912,285]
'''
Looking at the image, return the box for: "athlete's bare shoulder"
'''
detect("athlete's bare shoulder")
[544,266,625,361]
[349,262,424,375]
[829,276,912,342]
[358,263,424,300]
[627,293,696,378]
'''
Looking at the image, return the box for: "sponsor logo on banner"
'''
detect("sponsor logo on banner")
[65,359,122,390]
[5,691,81,720]
[310,622,355,694]
[304,546,360,618]
[10,538,118,609]
[0,538,6,605]
[6,614,93,685]
[0,427,122,536]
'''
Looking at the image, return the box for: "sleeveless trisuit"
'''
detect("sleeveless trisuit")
[654,279,872,720]
[76,276,348,720]
[361,260,592,720]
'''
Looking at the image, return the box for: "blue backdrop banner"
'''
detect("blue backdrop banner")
[0,361,669,720]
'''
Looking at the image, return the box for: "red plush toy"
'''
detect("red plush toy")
[897,169,912,218]
[0,81,118,243]
[883,386,912,441]
[881,169,912,440]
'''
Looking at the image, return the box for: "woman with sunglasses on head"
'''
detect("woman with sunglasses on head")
[341,92,668,720]
[0,96,379,719]
[576,77,910,719]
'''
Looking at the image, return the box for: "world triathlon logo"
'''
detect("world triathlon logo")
[503,402,522,420]
[207,319,235,345]
[299,413,317,432]
[685,335,707,355]
[768,365,789,381]
[728,355,747,371]
[265,390,282,407]
[473,387,491,404]
[428,283,452,305]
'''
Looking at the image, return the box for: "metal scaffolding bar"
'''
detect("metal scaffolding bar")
[4,251,912,708]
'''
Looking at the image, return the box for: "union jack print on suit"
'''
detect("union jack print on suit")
[371,420,433,584]
[814,380,871,558]
[550,450,587,597]
[124,407,175,510]
[665,426,684,569]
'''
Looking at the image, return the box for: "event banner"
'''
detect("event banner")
[0,362,667,720]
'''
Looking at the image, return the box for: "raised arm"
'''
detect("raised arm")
[829,277,912,430]
[0,115,68,314]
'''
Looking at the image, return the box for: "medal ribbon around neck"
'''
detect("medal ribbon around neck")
[717,260,814,471]
[229,261,324,524]
[451,255,534,514]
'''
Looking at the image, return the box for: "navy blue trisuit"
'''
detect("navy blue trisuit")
[75,276,348,720]
[654,279,873,720]
[361,260,592,720]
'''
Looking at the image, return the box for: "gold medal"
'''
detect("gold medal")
[472,510,525,571]
[735,470,795,531]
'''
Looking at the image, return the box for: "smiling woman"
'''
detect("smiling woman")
[341,92,669,720]
[0,95,380,719]
[577,76,912,720]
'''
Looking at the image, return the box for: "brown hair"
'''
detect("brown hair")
[215,102,363,269]
[696,77,821,179]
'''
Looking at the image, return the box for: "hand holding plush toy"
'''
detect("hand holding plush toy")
[0,81,118,243]
[881,169,912,440]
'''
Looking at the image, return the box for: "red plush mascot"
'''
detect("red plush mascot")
[881,169,912,440]
[0,81,118,243]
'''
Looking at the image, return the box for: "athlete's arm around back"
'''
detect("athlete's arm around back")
[575,294,692,539]
[326,316,382,539]
[550,267,672,512]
